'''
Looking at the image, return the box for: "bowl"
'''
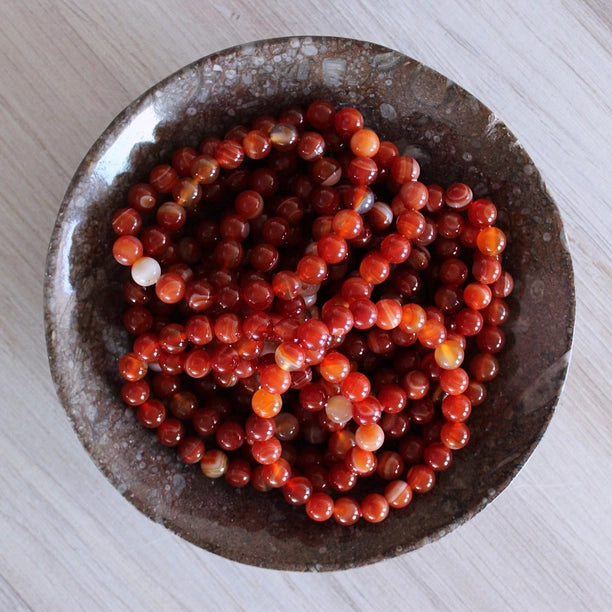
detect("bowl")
[44,36,574,570]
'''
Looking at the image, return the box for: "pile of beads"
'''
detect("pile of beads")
[111,100,512,525]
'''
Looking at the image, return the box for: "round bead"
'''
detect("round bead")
[361,493,390,523]
[131,256,161,287]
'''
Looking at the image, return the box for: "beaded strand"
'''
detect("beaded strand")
[112,100,511,525]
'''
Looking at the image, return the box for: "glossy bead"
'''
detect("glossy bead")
[468,198,497,227]
[154,272,185,304]
[112,207,142,236]
[310,157,342,186]
[350,128,380,158]
[491,271,514,298]
[259,362,292,394]
[242,129,271,160]
[328,462,358,492]
[472,253,502,284]
[260,458,292,488]
[249,243,279,272]
[317,233,348,264]
[319,351,350,383]
[118,352,147,382]
[305,492,334,521]
[391,156,420,184]
[275,342,306,372]
[128,183,158,213]
[269,122,299,151]
[149,164,178,193]
[441,394,472,422]
[477,226,507,256]
[417,318,447,348]
[324,394,353,425]
[334,107,364,136]
[282,476,313,506]
[424,442,453,471]
[297,254,328,284]
[352,395,382,426]
[200,449,229,477]
[444,182,473,209]
[214,139,244,169]
[377,384,407,414]
[359,252,390,285]
[113,235,143,266]
[476,325,506,353]
[350,298,378,330]
[297,131,326,161]
[455,308,484,337]
[396,209,426,240]
[345,446,377,476]
[482,298,510,325]
[251,436,282,465]
[470,352,500,382]
[434,340,465,370]
[156,418,185,447]
[361,493,389,523]
[385,480,413,509]
[375,299,402,330]
[332,209,364,239]
[172,147,198,176]
[348,157,379,188]
[120,379,149,406]
[251,388,283,418]
[340,371,371,402]
[399,304,426,334]
[407,464,436,493]
[306,99,335,129]
[380,233,411,264]
[439,367,469,396]
[176,436,205,465]
[333,496,361,526]
[215,420,245,452]
[136,399,166,428]
[355,423,385,451]
[224,458,251,488]
[376,450,404,480]
[440,421,470,450]
[398,181,428,210]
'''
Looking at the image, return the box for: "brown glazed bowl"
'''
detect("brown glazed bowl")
[44,37,574,570]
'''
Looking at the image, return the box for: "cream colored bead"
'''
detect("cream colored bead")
[131,256,161,287]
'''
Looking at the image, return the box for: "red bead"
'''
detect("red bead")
[305,492,334,521]
[407,464,435,493]
[361,493,389,523]
[333,496,361,526]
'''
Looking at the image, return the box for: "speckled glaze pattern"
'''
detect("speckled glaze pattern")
[44,37,575,571]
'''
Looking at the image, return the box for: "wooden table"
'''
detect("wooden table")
[1,1,610,609]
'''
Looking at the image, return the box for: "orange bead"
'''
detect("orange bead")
[118,352,147,382]
[155,272,186,304]
[384,480,413,509]
[113,235,143,266]
[477,226,507,256]
[350,128,380,158]
[441,394,472,422]
[275,342,306,372]
[319,351,350,383]
[333,496,361,526]
[359,252,390,285]
[375,298,402,330]
[251,388,283,418]
[434,340,465,370]
[361,493,389,523]
[305,492,334,521]
[440,421,470,450]
[407,464,436,493]
[355,423,385,451]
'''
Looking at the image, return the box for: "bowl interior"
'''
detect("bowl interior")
[44,36,574,570]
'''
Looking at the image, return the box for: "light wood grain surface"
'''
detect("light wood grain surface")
[1,1,610,610]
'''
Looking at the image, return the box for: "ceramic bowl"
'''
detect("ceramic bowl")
[44,36,574,570]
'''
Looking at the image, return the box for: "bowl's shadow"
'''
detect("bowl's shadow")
[44,36,574,570]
